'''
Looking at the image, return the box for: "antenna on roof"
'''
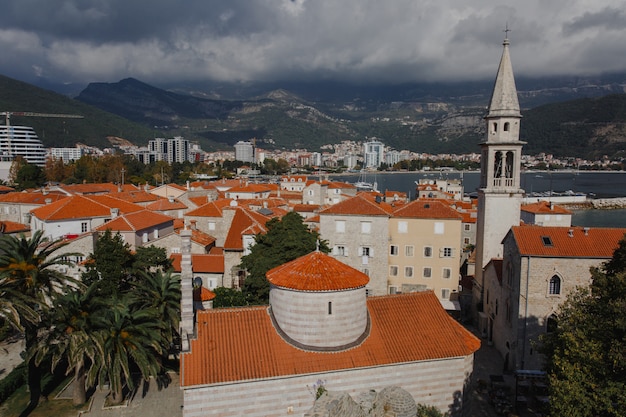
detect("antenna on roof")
[315,239,320,252]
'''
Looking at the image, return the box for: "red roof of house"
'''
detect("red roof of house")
[31,195,143,221]
[223,208,272,250]
[293,204,320,212]
[0,220,30,234]
[510,226,626,258]
[170,253,225,273]
[193,287,216,302]
[392,200,463,220]
[180,291,480,387]
[95,210,174,232]
[227,184,272,193]
[521,201,572,215]
[185,200,232,217]
[0,192,66,205]
[319,194,393,216]
[108,191,160,204]
[58,183,121,195]
[266,251,369,291]
[146,198,188,211]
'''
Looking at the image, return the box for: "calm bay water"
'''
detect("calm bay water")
[332,171,626,228]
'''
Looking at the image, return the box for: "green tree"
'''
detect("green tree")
[129,270,180,351]
[35,284,105,405]
[132,245,172,274]
[212,287,248,308]
[541,236,626,417]
[0,231,78,411]
[89,301,163,405]
[82,230,134,297]
[240,212,329,304]
[14,162,47,190]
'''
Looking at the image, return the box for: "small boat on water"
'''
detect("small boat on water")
[354,170,377,191]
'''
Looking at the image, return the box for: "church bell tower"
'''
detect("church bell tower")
[474,34,525,313]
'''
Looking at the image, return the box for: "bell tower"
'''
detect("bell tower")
[474,34,525,314]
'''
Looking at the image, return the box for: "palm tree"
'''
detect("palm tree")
[34,284,105,405]
[130,270,181,350]
[0,230,79,410]
[89,300,164,405]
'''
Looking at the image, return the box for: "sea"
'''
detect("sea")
[330,170,626,228]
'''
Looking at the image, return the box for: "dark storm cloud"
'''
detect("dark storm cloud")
[1,0,626,85]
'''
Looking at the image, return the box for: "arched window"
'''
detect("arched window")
[549,275,561,295]
[546,314,558,333]
[504,122,510,132]
[493,122,498,133]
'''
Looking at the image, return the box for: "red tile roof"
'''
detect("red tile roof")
[194,286,216,302]
[181,291,480,387]
[223,208,271,250]
[185,200,232,217]
[30,195,143,221]
[0,221,30,234]
[95,210,174,232]
[510,226,626,258]
[293,204,320,212]
[0,192,66,205]
[108,191,160,204]
[267,251,369,291]
[392,199,463,220]
[171,253,225,273]
[146,198,188,211]
[521,201,572,215]
[319,194,393,216]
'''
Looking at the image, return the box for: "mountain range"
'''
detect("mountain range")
[2,73,626,159]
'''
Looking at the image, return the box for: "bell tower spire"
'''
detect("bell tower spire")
[473,32,525,324]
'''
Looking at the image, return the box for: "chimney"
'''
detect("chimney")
[550,202,554,211]
[45,198,52,205]
[568,229,574,237]
[179,229,194,351]
[583,227,590,236]
[110,208,119,218]
[168,196,174,203]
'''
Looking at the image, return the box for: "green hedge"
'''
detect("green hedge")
[0,361,27,404]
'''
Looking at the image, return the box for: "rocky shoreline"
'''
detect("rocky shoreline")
[562,198,626,210]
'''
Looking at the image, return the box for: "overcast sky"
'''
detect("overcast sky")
[2,0,626,87]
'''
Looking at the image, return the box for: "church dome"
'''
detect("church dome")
[266,250,369,291]
[267,251,369,351]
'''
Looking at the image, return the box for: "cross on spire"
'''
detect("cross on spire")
[503,23,511,39]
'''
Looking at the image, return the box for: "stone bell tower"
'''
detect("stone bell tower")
[474,34,525,316]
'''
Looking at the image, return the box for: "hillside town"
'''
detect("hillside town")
[1,36,626,417]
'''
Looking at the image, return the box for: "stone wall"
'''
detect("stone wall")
[182,355,474,417]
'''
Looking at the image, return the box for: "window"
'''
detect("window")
[464,224,471,231]
[153,229,159,239]
[335,220,346,233]
[405,245,414,257]
[441,247,454,258]
[208,221,216,231]
[542,236,553,246]
[308,190,314,196]
[464,237,470,245]
[361,221,372,234]
[328,301,332,315]
[360,247,371,257]
[423,246,433,257]
[504,122,510,132]
[398,221,408,233]
[546,314,558,333]
[441,289,450,299]
[549,275,561,295]
[405,266,413,278]
[334,245,346,256]
[434,222,444,234]
[142,232,148,243]
[81,222,88,233]
[362,268,369,276]
[423,267,432,278]
[390,245,399,256]
[442,268,451,279]
[389,265,398,276]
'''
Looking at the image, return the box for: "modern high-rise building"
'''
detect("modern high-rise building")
[147,136,190,163]
[234,140,255,163]
[0,125,47,166]
[363,140,385,168]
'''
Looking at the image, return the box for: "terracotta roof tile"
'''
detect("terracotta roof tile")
[521,201,572,215]
[293,204,320,212]
[0,221,30,234]
[185,200,231,217]
[58,183,121,194]
[223,208,271,250]
[31,195,142,221]
[0,192,66,205]
[108,191,160,204]
[171,253,225,273]
[392,200,463,220]
[511,225,626,258]
[95,210,174,232]
[146,198,188,211]
[267,251,369,291]
[319,194,392,216]
[194,287,216,302]
[181,291,480,387]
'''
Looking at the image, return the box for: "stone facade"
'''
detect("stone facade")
[182,355,473,417]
